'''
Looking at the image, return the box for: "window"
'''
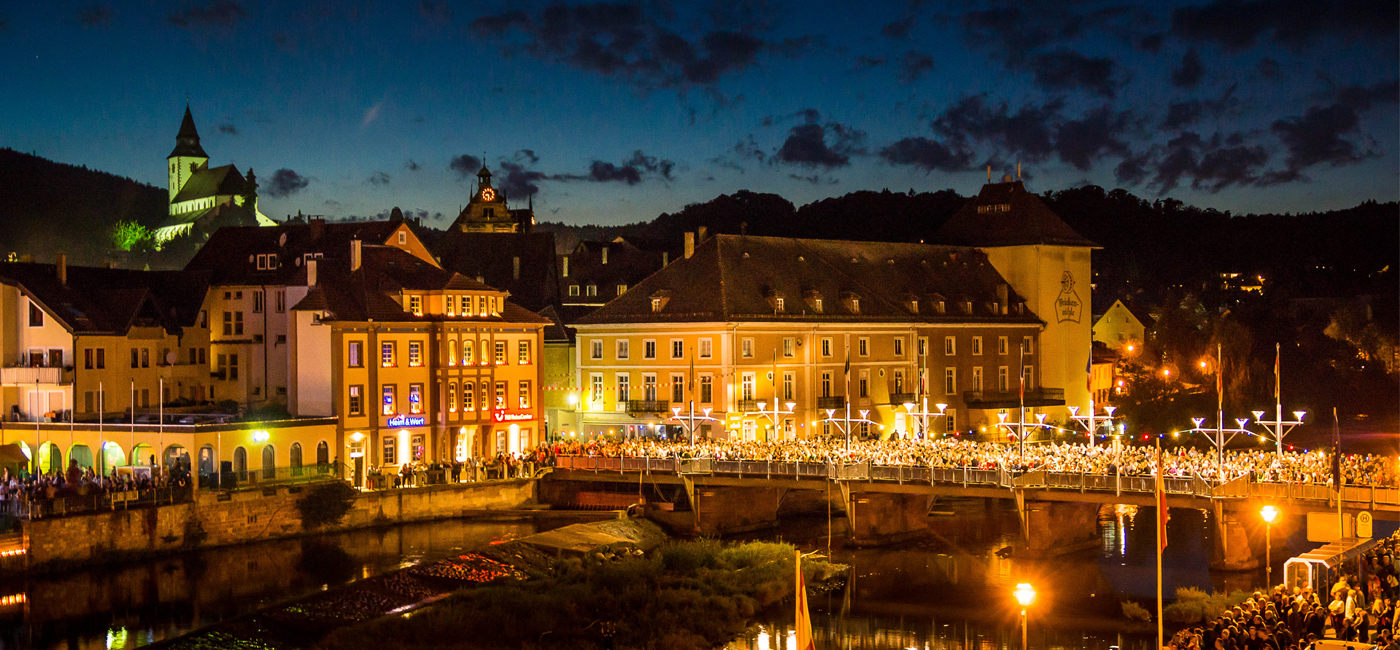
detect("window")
[1023,365,1034,390]
[741,373,754,400]
[944,368,956,395]
[199,310,207,328]
[945,409,956,434]
[95,348,106,369]
[199,348,206,364]
[972,367,984,391]
[276,290,286,313]
[464,382,475,411]
[383,385,396,414]
[463,341,474,365]
[998,367,1009,392]
[494,341,506,365]
[774,297,785,312]
[821,338,832,357]
[783,372,794,401]
[398,231,407,244]
[446,295,455,316]
[253,290,264,314]
[590,340,603,360]
[699,375,713,403]
[382,342,395,367]
[850,298,860,313]
[698,338,712,359]
[518,381,531,408]
[616,375,630,403]
[893,369,904,394]
[642,374,657,401]
[408,341,422,366]
[783,338,795,358]
[643,340,656,359]
[409,295,422,315]
[28,301,42,327]
[671,340,683,359]
[918,337,927,356]
[972,336,982,355]
[518,340,531,364]
[448,340,457,366]
[671,374,685,403]
[1023,336,1034,355]
[590,374,603,403]
[348,385,363,415]
[741,338,753,358]
[813,298,823,313]
[945,336,956,355]
[998,336,1009,355]
[858,371,868,398]
[858,338,868,357]
[131,349,140,368]
[189,348,198,365]
[893,338,904,356]
[408,384,423,413]
[616,284,627,295]
[569,285,580,296]
[494,382,506,409]
[228,354,239,380]
[382,436,396,465]
[616,340,629,360]
[141,348,150,368]
[84,391,95,413]
[586,285,597,297]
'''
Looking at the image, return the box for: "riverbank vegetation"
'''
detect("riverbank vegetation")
[317,539,843,650]
[1162,587,1250,624]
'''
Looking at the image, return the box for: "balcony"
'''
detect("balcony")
[1,366,68,385]
[816,395,846,410]
[737,399,760,412]
[887,392,915,405]
[625,400,670,414]
[963,387,1065,409]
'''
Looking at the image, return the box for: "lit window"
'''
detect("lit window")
[518,340,531,364]
[383,384,396,414]
[382,342,395,367]
[408,341,422,366]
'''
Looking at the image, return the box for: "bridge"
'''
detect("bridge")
[543,456,1400,571]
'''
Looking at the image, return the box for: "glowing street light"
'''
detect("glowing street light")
[902,401,947,439]
[1260,505,1279,585]
[1013,582,1036,650]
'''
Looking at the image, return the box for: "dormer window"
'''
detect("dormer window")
[650,290,672,313]
[813,298,822,312]
[938,301,946,314]
[651,298,661,312]
[775,297,784,312]
[909,300,918,313]
[397,231,407,244]
[804,290,824,314]
[617,284,627,295]
[255,254,278,270]
[851,298,859,313]
[409,295,423,315]
[963,301,973,314]
[586,284,598,297]
[841,292,861,314]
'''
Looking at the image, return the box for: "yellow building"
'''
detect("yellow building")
[570,234,1055,441]
[291,245,548,487]
[1093,298,1151,350]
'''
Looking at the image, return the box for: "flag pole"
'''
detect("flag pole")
[1156,434,1165,650]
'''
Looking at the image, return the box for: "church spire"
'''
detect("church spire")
[169,105,209,159]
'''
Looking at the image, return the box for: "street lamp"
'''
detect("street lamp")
[670,405,718,445]
[1260,505,1279,585]
[1013,582,1036,650]
[902,401,947,439]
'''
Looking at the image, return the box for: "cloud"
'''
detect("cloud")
[266,168,310,198]
[417,0,451,25]
[78,4,112,27]
[1257,57,1281,79]
[788,173,837,185]
[1054,106,1133,171]
[168,1,247,29]
[897,50,934,83]
[1024,49,1121,98]
[955,5,1145,96]
[932,95,1062,163]
[1334,79,1400,111]
[854,55,887,70]
[881,17,915,39]
[1118,132,1269,194]
[774,111,866,169]
[562,151,677,185]
[879,137,974,172]
[467,4,779,91]
[368,172,391,185]
[1170,48,1204,88]
[1170,0,1398,51]
[514,149,540,164]
[405,160,421,171]
[217,123,237,135]
[361,101,383,128]
[1265,104,1374,183]
[448,154,483,179]
[1136,33,1165,53]
[1160,84,1240,130]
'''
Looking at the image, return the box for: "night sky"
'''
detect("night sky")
[2,0,1396,226]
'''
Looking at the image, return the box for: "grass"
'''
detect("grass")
[316,539,839,650]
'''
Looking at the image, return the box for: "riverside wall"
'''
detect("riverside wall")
[16,479,537,572]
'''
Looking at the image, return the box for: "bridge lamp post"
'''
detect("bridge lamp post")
[669,405,718,446]
[1260,505,1279,585]
[1013,582,1036,650]
[901,402,947,440]
[1183,416,1252,481]
[820,409,878,452]
[997,411,1054,462]
[1067,405,1119,447]
[1251,409,1306,455]
[743,401,796,441]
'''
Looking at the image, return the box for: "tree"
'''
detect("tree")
[109,219,153,252]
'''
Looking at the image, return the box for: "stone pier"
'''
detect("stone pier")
[840,485,932,545]
[1211,501,1263,571]
[687,483,784,536]
[1017,495,1101,556]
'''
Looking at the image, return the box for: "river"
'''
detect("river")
[0,499,1385,650]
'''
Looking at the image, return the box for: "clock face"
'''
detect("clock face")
[481,188,496,201]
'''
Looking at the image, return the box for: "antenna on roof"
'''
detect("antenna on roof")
[986,165,991,183]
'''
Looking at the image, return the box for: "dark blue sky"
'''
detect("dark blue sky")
[1,0,1396,226]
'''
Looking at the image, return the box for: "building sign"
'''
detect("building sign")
[492,410,534,423]
[387,415,426,427]
[1055,271,1082,324]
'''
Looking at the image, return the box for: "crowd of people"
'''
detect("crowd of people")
[0,458,190,507]
[1169,532,1400,650]
[546,436,1398,487]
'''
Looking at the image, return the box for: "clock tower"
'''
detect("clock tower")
[450,162,530,233]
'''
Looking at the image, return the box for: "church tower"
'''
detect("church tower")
[167,105,209,204]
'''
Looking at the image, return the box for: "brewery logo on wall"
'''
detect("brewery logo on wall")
[1056,271,1082,324]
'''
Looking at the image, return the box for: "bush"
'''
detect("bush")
[296,481,358,529]
[1122,600,1152,622]
[1163,587,1251,624]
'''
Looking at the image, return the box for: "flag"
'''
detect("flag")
[843,347,850,376]
[795,550,816,650]
[1156,442,1168,552]
[1086,355,1093,394]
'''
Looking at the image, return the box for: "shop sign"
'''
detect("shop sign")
[387,415,426,427]
[492,410,534,423]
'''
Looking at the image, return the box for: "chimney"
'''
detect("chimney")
[56,254,66,285]
[684,232,695,259]
[351,239,362,271]
[601,246,608,265]
[310,217,325,240]
[697,226,707,242]
[561,255,569,278]
[307,259,318,286]
[997,283,1009,315]
[513,256,520,280]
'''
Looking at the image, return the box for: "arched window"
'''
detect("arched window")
[233,446,247,480]
[198,445,215,478]
[316,440,329,468]
[262,445,276,479]
[290,442,303,476]
[38,442,62,475]
[70,444,93,470]
[448,340,457,366]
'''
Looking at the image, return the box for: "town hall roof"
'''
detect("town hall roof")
[935,180,1098,248]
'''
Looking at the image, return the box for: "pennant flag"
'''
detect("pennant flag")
[843,347,850,377]
[1086,355,1093,394]
[795,550,816,650]
[1156,444,1168,551]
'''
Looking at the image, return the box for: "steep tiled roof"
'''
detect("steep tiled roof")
[935,180,1098,248]
[185,220,409,286]
[575,234,1042,325]
[434,230,561,313]
[172,164,247,204]
[168,106,208,158]
[0,263,210,335]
